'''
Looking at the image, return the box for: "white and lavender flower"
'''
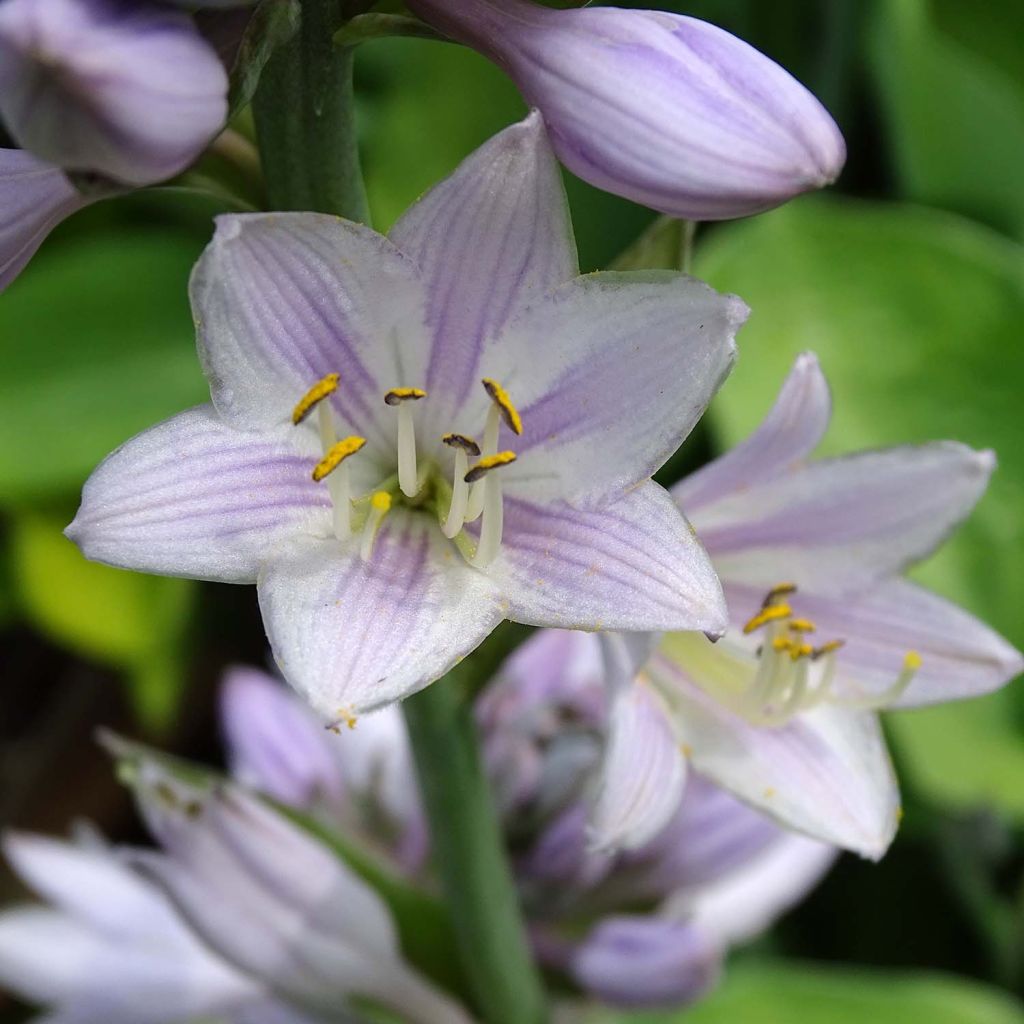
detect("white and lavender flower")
[591,353,1024,858]
[0,0,230,291]
[406,0,845,220]
[68,113,743,721]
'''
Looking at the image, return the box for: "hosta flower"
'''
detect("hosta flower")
[222,659,834,1011]
[406,0,845,220]
[0,752,472,1024]
[591,353,1024,858]
[0,0,229,291]
[68,113,743,720]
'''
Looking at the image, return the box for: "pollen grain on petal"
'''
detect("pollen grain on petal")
[443,432,482,456]
[482,378,523,435]
[312,435,366,482]
[292,372,340,425]
[465,450,517,483]
[384,387,427,406]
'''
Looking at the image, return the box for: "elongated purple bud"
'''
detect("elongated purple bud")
[571,915,720,1008]
[0,0,228,187]
[407,0,845,220]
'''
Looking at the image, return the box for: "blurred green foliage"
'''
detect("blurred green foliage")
[1,0,1023,1019]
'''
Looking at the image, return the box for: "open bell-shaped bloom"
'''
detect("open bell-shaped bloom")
[68,113,743,721]
[406,0,845,221]
[591,353,1023,859]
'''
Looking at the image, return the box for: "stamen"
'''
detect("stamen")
[385,388,426,498]
[312,436,365,541]
[811,639,845,660]
[762,582,797,607]
[465,450,517,484]
[472,462,511,568]
[481,378,523,436]
[292,373,340,425]
[442,433,481,539]
[360,491,392,562]
[742,603,792,634]
[788,618,816,633]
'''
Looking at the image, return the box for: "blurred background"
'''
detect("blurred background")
[1,0,1022,1021]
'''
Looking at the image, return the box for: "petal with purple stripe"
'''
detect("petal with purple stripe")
[192,213,427,454]
[673,351,831,514]
[0,149,87,292]
[257,512,506,718]
[66,405,329,583]
[389,112,577,426]
[492,481,727,634]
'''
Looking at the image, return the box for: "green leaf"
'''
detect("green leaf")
[0,227,209,503]
[869,0,1024,239]
[693,196,1024,815]
[10,511,195,731]
[584,960,1024,1024]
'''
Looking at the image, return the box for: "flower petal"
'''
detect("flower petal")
[192,213,427,452]
[725,579,1022,709]
[0,149,87,292]
[67,405,329,583]
[697,442,996,596]
[489,271,744,506]
[493,481,727,634]
[389,112,577,424]
[220,667,346,809]
[257,512,505,718]
[589,681,687,852]
[673,351,831,514]
[648,649,900,858]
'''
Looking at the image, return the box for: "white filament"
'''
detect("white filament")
[318,402,351,539]
[443,448,469,538]
[397,402,418,498]
[465,404,500,523]
[472,472,504,568]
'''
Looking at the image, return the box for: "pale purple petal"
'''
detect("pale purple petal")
[725,579,1023,709]
[589,681,687,852]
[220,667,346,809]
[66,405,329,583]
[492,481,727,634]
[390,112,578,425]
[407,0,845,220]
[487,272,744,507]
[648,649,900,858]
[520,805,614,895]
[674,351,831,514]
[0,0,227,185]
[0,149,88,292]
[191,213,427,454]
[570,915,720,1009]
[257,512,506,718]
[697,443,996,596]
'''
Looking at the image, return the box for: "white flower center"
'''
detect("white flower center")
[291,373,522,567]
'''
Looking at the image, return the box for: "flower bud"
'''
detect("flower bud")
[0,0,228,186]
[570,915,720,1008]
[406,0,845,220]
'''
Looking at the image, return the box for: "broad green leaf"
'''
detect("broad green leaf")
[693,196,1024,815]
[583,960,1024,1024]
[870,0,1024,239]
[0,228,209,503]
[10,511,195,730]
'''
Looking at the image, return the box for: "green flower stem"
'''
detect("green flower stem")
[252,0,369,221]
[403,624,548,1024]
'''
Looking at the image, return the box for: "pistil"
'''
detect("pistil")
[361,491,392,561]
[385,388,427,498]
[441,433,480,538]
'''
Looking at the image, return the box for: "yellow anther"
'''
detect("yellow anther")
[742,603,792,634]
[312,436,366,482]
[465,450,517,484]
[482,378,523,435]
[370,491,392,513]
[812,639,846,660]
[443,433,481,456]
[292,373,339,425]
[789,641,814,662]
[772,635,794,653]
[903,650,923,671]
[384,387,426,406]
[762,582,797,607]
[788,618,817,633]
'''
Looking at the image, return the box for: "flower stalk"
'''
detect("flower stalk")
[252,11,546,1021]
